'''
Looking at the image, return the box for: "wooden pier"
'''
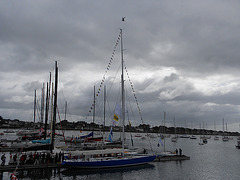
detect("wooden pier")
[0,163,61,172]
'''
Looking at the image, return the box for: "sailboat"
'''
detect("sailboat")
[222,119,229,142]
[171,116,178,142]
[198,123,206,145]
[237,123,240,141]
[61,29,156,168]
[213,121,219,140]
[189,122,197,139]
[214,136,219,140]
[236,141,240,149]
[28,62,59,151]
[10,63,58,152]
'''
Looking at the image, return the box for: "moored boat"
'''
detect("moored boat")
[222,136,229,142]
[134,134,142,137]
[179,135,190,138]
[202,138,207,144]
[3,130,15,133]
[236,141,240,149]
[62,149,156,168]
[61,29,156,169]
[190,135,197,139]
[171,137,178,142]
[214,136,219,140]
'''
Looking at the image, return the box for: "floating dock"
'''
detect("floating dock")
[154,155,190,162]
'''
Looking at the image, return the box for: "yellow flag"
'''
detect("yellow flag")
[128,120,131,127]
[113,114,119,121]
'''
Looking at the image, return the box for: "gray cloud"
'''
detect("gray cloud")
[1,1,240,131]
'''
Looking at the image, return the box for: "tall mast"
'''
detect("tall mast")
[103,85,106,130]
[51,61,58,152]
[44,82,49,139]
[223,118,225,132]
[93,85,96,134]
[64,101,67,120]
[174,116,176,137]
[120,28,125,152]
[93,86,96,124]
[163,111,166,152]
[33,90,37,129]
[40,83,45,126]
[214,120,216,131]
[50,82,54,142]
[44,72,51,139]
[102,85,106,149]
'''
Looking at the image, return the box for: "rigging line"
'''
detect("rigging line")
[56,105,66,143]
[126,106,134,147]
[94,32,121,98]
[58,90,73,122]
[85,31,121,120]
[85,61,122,122]
[106,81,121,126]
[123,63,144,124]
[36,100,41,123]
[125,91,137,124]
[89,69,121,125]
[123,63,154,152]
[99,62,121,107]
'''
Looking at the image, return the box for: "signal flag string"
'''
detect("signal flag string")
[85,31,122,120]
[124,64,144,124]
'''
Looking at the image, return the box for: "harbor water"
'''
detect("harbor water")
[1,130,240,180]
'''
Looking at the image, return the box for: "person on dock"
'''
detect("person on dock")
[10,173,17,180]
[58,152,62,163]
[175,149,178,155]
[34,153,40,165]
[46,153,51,164]
[1,153,6,166]
[9,153,13,165]
[143,149,147,154]
[13,154,17,165]
[179,148,182,156]
[55,153,59,163]
[41,153,46,163]
[20,153,27,165]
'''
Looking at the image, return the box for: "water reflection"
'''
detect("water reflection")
[61,164,155,179]
[8,164,155,180]
[15,168,61,180]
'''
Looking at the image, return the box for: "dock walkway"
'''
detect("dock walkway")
[0,163,60,172]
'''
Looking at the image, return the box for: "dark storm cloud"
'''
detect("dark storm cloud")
[1,1,240,131]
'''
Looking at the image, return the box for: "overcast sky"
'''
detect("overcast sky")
[1,1,240,132]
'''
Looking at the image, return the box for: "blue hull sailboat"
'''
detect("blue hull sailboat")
[61,149,156,168]
[61,29,156,169]
[62,156,156,168]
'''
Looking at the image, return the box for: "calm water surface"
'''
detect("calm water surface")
[1,131,240,180]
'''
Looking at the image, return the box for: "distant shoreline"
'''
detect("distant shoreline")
[0,117,239,136]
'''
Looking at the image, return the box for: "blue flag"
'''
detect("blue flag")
[158,138,163,147]
[108,133,113,143]
[110,127,113,136]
